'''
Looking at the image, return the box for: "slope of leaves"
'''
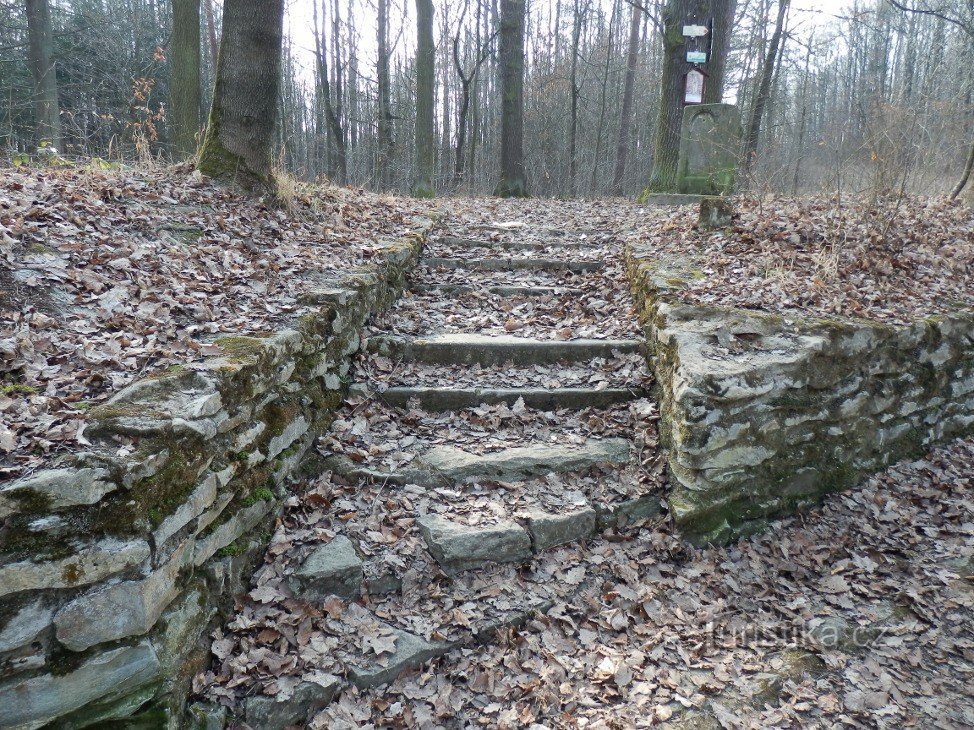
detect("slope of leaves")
[626,195,974,325]
[311,436,974,729]
[0,165,428,477]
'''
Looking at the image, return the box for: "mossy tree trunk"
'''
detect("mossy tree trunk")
[647,0,735,195]
[495,0,528,197]
[412,0,435,198]
[196,0,284,189]
[376,0,394,189]
[170,0,201,160]
[26,0,61,150]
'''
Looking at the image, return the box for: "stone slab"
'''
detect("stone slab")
[244,676,341,730]
[347,626,453,689]
[368,333,642,366]
[290,535,363,599]
[424,257,602,273]
[411,283,582,297]
[0,539,150,598]
[440,235,594,251]
[329,439,631,487]
[0,642,160,730]
[527,507,597,551]
[418,514,532,573]
[642,193,706,206]
[375,386,646,412]
[0,468,115,519]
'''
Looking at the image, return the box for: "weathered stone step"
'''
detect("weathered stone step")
[325,438,631,487]
[440,235,596,251]
[411,283,581,297]
[367,333,642,366]
[371,385,647,411]
[423,256,603,273]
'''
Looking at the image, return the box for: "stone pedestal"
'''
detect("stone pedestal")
[677,103,742,196]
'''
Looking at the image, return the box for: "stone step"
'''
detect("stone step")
[370,385,648,411]
[411,283,581,297]
[325,438,631,487]
[439,235,597,251]
[367,333,642,366]
[423,257,603,273]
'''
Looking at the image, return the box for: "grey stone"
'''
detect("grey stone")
[290,535,363,599]
[0,538,150,598]
[154,586,213,677]
[677,103,742,195]
[0,642,160,730]
[193,498,275,567]
[368,333,642,367]
[0,600,53,654]
[642,193,706,206]
[266,415,309,459]
[186,702,227,730]
[244,677,341,730]
[527,507,597,551]
[418,515,532,574]
[420,440,631,483]
[0,469,117,519]
[424,257,603,273]
[153,473,219,550]
[329,439,630,487]
[348,626,453,689]
[0,468,115,519]
[375,386,646,412]
[412,283,583,297]
[54,541,189,651]
[699,196,734,229]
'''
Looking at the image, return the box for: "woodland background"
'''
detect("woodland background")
[3,0,973,198]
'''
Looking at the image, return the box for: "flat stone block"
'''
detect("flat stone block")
[0,642,160,729]
[245,677,341,730]
[0,468,115,519]
[376,386,646,412]
[368,333,642,367]
[418,515,531,574]
[290,535,363,599]
[423,257,602,273]
[0,538,150,598]
[527,507,597,551]
[347,627,453,689]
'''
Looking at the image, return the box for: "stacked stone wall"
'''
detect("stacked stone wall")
[626,242,974,544]
[0,221,433,729]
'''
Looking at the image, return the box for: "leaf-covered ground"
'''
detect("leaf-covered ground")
[0,166,428,478]
[628,195,974,325]
[310,436,974,729]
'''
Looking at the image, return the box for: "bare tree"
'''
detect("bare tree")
[170,0,201,159]
[25,0,61,149]
[376,0,394,188]
[412,0,435,196]
[741,0,789,180]
[197,0,285,189]
[612,1,642,194]
[495,0,528,197]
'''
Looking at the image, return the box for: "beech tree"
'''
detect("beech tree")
[169,0,201,159]
[197,0,284,188]
[495,0,528,197]
[25,0,60,149]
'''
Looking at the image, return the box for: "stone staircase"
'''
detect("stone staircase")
[198,223,663,728]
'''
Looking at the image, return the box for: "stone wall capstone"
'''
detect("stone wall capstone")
[625,242,974,545]
[0,219,435,729]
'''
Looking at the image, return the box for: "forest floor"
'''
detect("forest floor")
[190,198,973,729]
[3,168,973,727]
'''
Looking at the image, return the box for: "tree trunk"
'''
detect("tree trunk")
[170,0,201,160]
[376,0,394,188]
[611,1,641,195]
[313,0,347,183]
[567,0,583,196]
[412,0,435,197]
[951,137,974,201]
[197,0,284,188]
[495,0,528,197]
[740,0,789,179]
[647,0,735,194]
[203,0,219,72]
[25,0,61,150]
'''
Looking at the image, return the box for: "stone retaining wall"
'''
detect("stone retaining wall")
[626,242,974,545]
[0,220,434,729]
